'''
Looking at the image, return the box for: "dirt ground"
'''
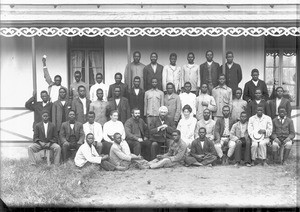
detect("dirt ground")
[77,145,299,208]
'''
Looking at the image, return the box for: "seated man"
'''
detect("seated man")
[271,107,295,165]
[109,133,149,170]
[60,110,85,162]
[83,111,103,154]
[185,127,217,167]
[28,111,61,166]
[124,108,151,160]
[149,106,176,160]
[248,104,273,166]
[214,105,236,165]
[148,130,187,169]
[74,133,124,171]
[230,111,251,167]
[194,108,216,141]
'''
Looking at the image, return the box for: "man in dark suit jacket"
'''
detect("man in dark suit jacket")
[28,110,61,166]
[243,69,269,102]
[247,88,271,118]
[149,106,175,160]
[107,72,129,99]
[60,110,85,162]
[143,52,164,91]
[200,50,221,94]
[219,51,243,93]
[106,86,131,124]
[268,86,292,120]
[72,85,91,124]
[214,105,236,165]
[128,76,145,120]
[25,90,52,129]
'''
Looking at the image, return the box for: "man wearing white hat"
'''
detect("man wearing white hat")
[149,106,176,160]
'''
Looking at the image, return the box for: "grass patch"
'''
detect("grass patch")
[0,158,100,207]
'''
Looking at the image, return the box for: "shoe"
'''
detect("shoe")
[250,161,255,166]
[234,162,239,167]
[262,161,269,166]
[207,164,213,167]
[192,162,203,166]
[246,163,251,167]
[115,166,127,171]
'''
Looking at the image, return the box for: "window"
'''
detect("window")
[68,37,104,88]
[265,36,298,107]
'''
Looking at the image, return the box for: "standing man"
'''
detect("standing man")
[214,105,236,165]
[230,111,251,167]
[107,72,129,100]
[28,111,61,166]
[144,78,164,126]
[179,82,197,117]
[72,85,91,124]
[25,90,52,129]
[60,110,85,162]
[181,52,200,94]
[185,127,217,167]
[89,88,109,126]
[149,106,176,160]
[247,89,270,118]
[42,56,68,103]
[194,109,216,141]
[70,71,89,100]
[128,76,145,120]
[212,74,233,120]
[269,87,292,120]
[164,83,181,126]
[200,50,220,94]
[106,86,131,124]
[231,88,247,122]
[220,51,242,93]
[195,83,217,121]
[124,51,145,90]
[83,111,103,155]
[148,130,187,169]
[124,108,151,160]
[243,69,269,103]
[90,73,109,102]
[143,52,164,91]
[271,107,295,165]
[248,104,273,166]
[52,87,72,133]
[162,53,181,93]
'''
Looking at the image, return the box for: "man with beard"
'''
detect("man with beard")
[124,51,145,90]
[124,108,151,160]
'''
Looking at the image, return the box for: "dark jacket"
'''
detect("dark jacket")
[143,63,164,91]
[271,117,295,141]
[268,97,292,120]
[128,87,145,118]
[149,116,175,143]
[214,117,235,143]
[200,61,220,88]
[247,99,270,118]
[52,99,72,132]
[107,82,129,100]
[243,79,269,102]
[106,97,131,124]
[25,96,53,128]
[59,121,84,145]
[190,137,216,156]
[220,62,242,92]
[71,97,91,124]
[33,121,58,144]
[124,117,149,141]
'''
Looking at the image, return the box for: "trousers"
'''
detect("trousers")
[251,138,269,160]
[28,142,61,165]
[233,137,251,163]
[148,158,176,169]
[214,137,236,158]
[62,142,81,162]
[126,139,152,161]
[185,154,217,166]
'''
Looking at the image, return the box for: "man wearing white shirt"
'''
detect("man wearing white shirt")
[90,73,109,102]
[75,133,125,171]
[196,83,217,121]
[179,82,197,117]
[181,52,200,94]
[162,53,182,93]
[248,105,273,166]
[194,109,216,140]
[83,111,103,154]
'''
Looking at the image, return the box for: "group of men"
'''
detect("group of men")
[25,51,295,170]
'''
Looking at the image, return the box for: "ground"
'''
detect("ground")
[1,143,299,208]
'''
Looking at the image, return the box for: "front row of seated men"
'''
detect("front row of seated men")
[28,103,295,170]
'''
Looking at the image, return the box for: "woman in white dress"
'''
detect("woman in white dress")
[176,104,197,149]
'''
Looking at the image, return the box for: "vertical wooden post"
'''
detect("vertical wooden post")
[127,36,131,66]
[32,37,37,99]
[222,35,226,74]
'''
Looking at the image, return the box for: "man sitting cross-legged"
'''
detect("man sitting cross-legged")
[185,127,217,167]
[271,106,295,165]
[74,133,125,171]
[28,110,61,166]
[148,130,187,169]
[109,133,149,170]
